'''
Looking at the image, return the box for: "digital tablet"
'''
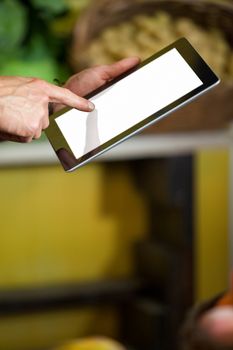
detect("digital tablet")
[45,38,220,172]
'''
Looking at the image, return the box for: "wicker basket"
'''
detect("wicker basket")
[69,0,233,133]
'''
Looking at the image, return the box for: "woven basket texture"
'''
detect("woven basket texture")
[70,0,233,132]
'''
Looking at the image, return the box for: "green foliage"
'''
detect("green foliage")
[30,0,68,17]
[0,58,58,81]
[0,0,27,60]
[0,0,90,81]
[24,34,52,60]
[0,32,71,82]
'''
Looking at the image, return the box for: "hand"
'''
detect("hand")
[0,57,140,143]
[199,306,233,347]
[0,76,95,142]
[199,273,233,347]
[59,57,140,108]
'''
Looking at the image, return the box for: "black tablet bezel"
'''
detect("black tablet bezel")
[45,37,220,172]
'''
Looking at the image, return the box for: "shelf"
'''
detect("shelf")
[0,278,142,315]
[0,130,231,167]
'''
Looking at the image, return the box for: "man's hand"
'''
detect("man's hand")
[0,76,94,142]
[64,57,140,97]
[0,57,140,143]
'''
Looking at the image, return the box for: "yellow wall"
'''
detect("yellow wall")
[195,149,230,301]
[0,163,148,288]
[0,163,148,349]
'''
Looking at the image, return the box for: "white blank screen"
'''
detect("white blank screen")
[56,48,202,159]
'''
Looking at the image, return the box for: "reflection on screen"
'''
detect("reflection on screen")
[56,48,203,159]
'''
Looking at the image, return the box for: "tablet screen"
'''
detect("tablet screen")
[55,48,203,160]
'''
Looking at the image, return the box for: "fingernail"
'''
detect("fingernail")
[88,102,95,110]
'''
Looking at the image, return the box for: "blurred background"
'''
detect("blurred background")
[0,0,232,349]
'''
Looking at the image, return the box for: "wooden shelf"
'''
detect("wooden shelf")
[0,130,231,167]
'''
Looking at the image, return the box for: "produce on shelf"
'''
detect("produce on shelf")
[75,11,233,81]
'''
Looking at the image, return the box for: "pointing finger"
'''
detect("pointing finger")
[44,82,95,112]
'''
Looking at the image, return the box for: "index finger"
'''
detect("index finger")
[44,82,95,112]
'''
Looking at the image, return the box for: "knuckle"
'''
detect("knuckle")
[29,77,43,86]
[29,78,49,94]
[21,131,32,139]
[97,64,107,70]
[34,132,41,140]
[24,137,33,143]
[41,95,49,104]
[28,121,41,134]
[31,78,49,91]
[63,87,73,96]
[64,87,79,100]
[20,127,33,138]
[43,118,50,129]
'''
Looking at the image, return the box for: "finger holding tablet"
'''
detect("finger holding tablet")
[62,57,141,100]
